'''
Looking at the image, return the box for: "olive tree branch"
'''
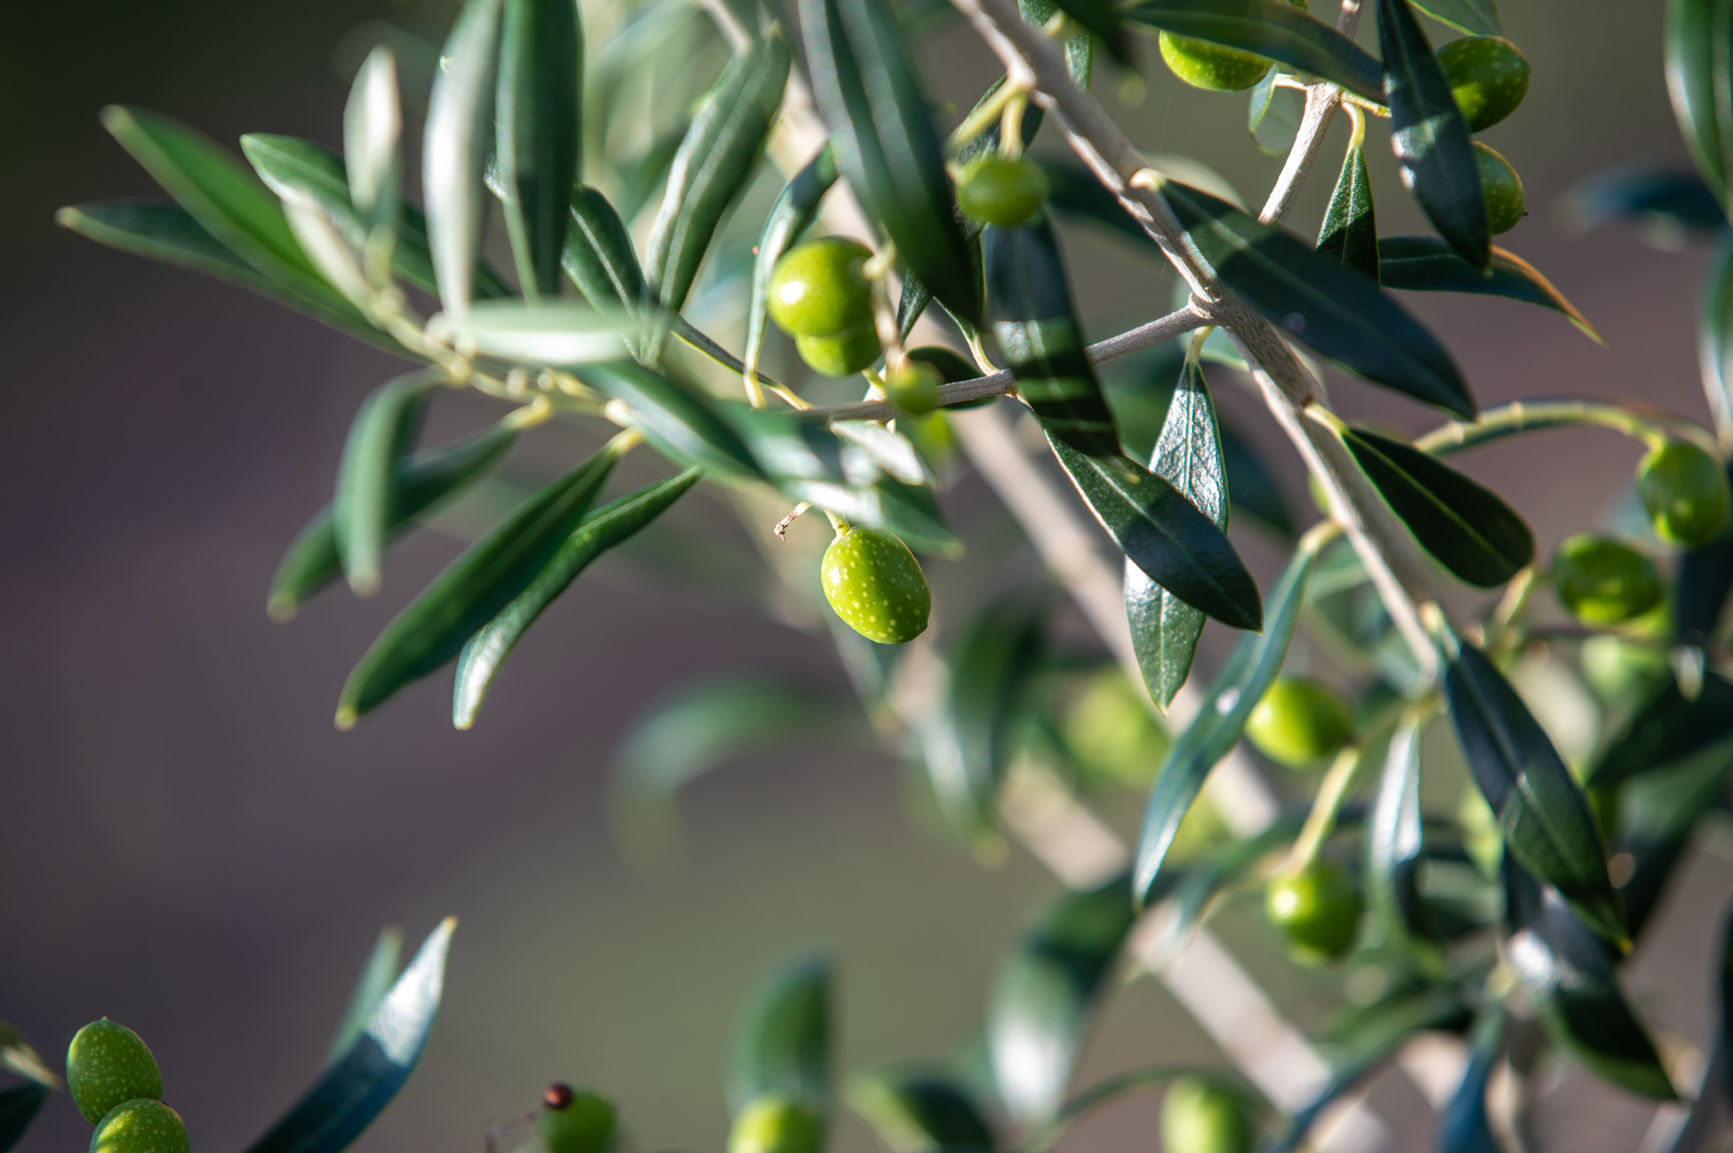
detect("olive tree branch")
[1257,0,1364,224]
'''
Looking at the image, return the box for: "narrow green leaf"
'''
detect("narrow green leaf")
[615,124,689,221]
[1438,1012,1503,1153]
[496,0,582,297]
[1411,0,1499,36]
[1123,0,1386,102]
[1132,534,1320,902]
[334,372,442,597]
[746,145,840,375]
[0,1025,57,1089]
[1561,166,1725,238]
[729,953,833,1118]
[1673,456,1733,646]
[1049,434,1261,632]
[989,874,1136,1124]
[1702,232,1733,443]
[578,361,762,477]
[0,1086,47,1153]
[1619,735,1733,938]
[1155,178,1475,417]
[831,420,933,487]
[1046,0,1130,66]
[1377,237,1603,343]
[802,0,981,323]
[1367,713,1429,947]
[327,927,404,1064]
[1248,69,1305,155]
[1127,356,1227,708]
[423,0,506,312]
[1377,0,1489,268]
[343,46,403,230]
[335,443,621,726]
[453,469,700,727]
[1317,132,1379,281]
[242,919,454,1153]
[1340,425,1533,587]
[1587,674,1733,789]
[986,219,1122,458]
[847,1070,995,1153]
[646,35,790,318]
[429,301,645,364]
[1018,0,1094,88]
[1446,640,1625,945]
[1666,0,1733,208]
[563,185,646,310]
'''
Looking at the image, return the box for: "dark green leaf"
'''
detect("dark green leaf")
[989,874,1136,1124]
[1219,422,1292,537]
[327,927,404,1064]
[1367,714,1430,948]
[1248,68,1304,155]
[1377,0,1489,267]
[495,0,582,297]
[268,418,519,621]
[729,953,833,1117]
[1445,640,1624,944]
[1123,0,1386,102]
[1132,534,1319,902]
[1049,434,1261,632]
[1438,1012,1504,1153]
[423,0,506,311]
[1619,737,1733,939]
[747,144,840,374]
[1018,0,1094,87]
[454,469,701,727]
[1045,0,1129,67]
[1502,863,1674,1099]
[646,35,790,317]
[335,442,622,726]
[802,0,981,322]
[1411,0,1499,35]
[0,1025,55,1089]
[1703,232,1733,442]
[986,218,1122,458]
[1377,237,1602,342]
[1317,132,1379,281]
[0,1086,47,1153]
[334,372,441,597]
[1673,457,1733,645]
[615,124,689,221]
[1126,356,1227,708]
[1340,425,1533,587]
[243,919,454,1153]
[563,186,646,310]
[1562,166,1726,239]
[1155,178,1475,417]
[1587,674,1733,789]
[1666,0,1733,208]
[576,361,762,477]
[847,1070,995,1153]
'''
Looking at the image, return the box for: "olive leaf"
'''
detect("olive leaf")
[746,144,839,376]
[847,1070,996,1153]
[1377,237,1603,342]
[1701,232,1733,444]
[1673,459,1733,646]
[495,0,583,297]
[326,926,404,1064]
[1317,129,1379,281]
[1666,0,1733,209]
[1437,1012,1505,1153]
[1619,734,1733,939]
[1019,0,1094,88]
[1561,166,1726,239]
[729,953,834,1118]
[334,371,443,597]
[1154,178,1475,417]
[989,874,1137,1125]
[242,919,454,1153]
[1248,68,1305,155]
[1044,0,1130,67]
[1338,424,1534,587]
[1126,355,1228,708]
[0,1025,56,1089]
[563,185,647,311]
[1411,0,1499,36]
[423,0,505,313]
[428,301,646,365]
[1586,673,1733,789]
[1366,714,1430,949]
[1132,531,1321,903]
[453,469,702,728]
[343,46,402,233]
[0,1086,47,1153]
[577,362,762,478]
[1122,0,1386,102]
[1377,0,1489,268]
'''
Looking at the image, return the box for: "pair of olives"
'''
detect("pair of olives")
[767,239,882,377]
[66,1019,188,1153]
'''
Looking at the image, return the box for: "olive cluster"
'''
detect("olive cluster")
[65,1020,189,1153]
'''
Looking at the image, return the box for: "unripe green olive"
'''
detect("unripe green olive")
[797,326,882,377]
[1435,36,1531,132]
[538,1088,616,1153]
[1244,677,1354,769]
[1551,534,1662,626]
[821,527,931,644]
[1474,143,1524,235]
[728,1097,822,1153]
[89,1101,188,1153]
[767,238,873,338]
[68,1019,164,1125]
[1580,632,1670,702]
[885,362,942,415]
[956,154,1050,227]
[1160,1077,1254,1153]
[1158,32,1271,92]
[1639,440,1732,547]
[1266,861,1362,962]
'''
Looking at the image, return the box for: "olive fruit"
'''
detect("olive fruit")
[1474,143,1524,234]
[89,1101,189,1153]
[796,326,882,377]
[1639,440,1732,547]
[767,238,873,338]
[1161,1076,1254,1153]
[1550,534,1662,625]
[1062,670,1170,789]
[1580,632,1670,702]
[1158,32,1271,92]
[68,1019,164,1125]
[727,1097,822,1153]
[1244,677,1354,769]
[885,362,942,415]
[821,526,930,644]
[538,1088,617,1153]
[956,154,1050,227]
[1266,861,1362,962]
[1435,36,1531,132]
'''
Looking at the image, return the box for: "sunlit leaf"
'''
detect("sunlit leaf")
[423,0,506,312]
[578,362,762,478]
[1701,233,1733,443]
[334,372,442,597]
[343,46,402,232]
[1317,130,1379,281]
[1376,237,1603,342]
[428,301,645,364]
[564,186,646,311]
[0,1025,56,1089]
[729,953,834,1117]
[495,0,582,296]
[848,1070,995,1153]
[1366,713,1430,949]
[1124,0,1386,101]
[327,927,404,1064]
[1666,0,1733,209]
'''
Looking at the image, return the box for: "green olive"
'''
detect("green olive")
[796,325,882,377]
[1244,677,1354,769]
[1062,670,1171,788]
[538,1089,616,1153]
[1435,36,1531,132]
[885,362,942,415]
[1474,142,1525,235]
[1265,861,1362,962]
[89,1101,188,1153]
[1639,440,1732,547]
[1551,534,1662,625]
[906,346,993,411]
[728,1097,822,1153]
[1158,32,1272,92]
[767,238,874,338]
[956,154,1050,227]
[1160,1076,1254,1153]
[68,1019,164,1126]
[1580,632,1670,702]
[821,527,930,644]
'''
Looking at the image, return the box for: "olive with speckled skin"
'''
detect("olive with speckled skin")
[796,326,882,377]
[1161,1077,1254,1153]
[767,238,873,338]
[89,1101,188,1153]
[957,155,1050,227]
[1475,143,1525,234]
[1436,36,1531,132]
[538,1090,617,1153]
[727,1097,821,1153]
[67,1019,164,1126]
[821,527,930,644]
[1551,534,1662,625]
[1639,441,1732,547]
[1266,861,1362,962]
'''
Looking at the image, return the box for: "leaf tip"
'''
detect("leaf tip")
[53,206,80,230]
[348,569,383,599]
[267,593,298,623]
[335,705,359,731]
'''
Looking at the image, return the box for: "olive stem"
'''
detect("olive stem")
[946,80,1023,157]
[1283,742,1366,874]
[1414,398,1686,457]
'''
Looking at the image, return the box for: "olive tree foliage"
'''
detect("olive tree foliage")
[15,0,1733,1150]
